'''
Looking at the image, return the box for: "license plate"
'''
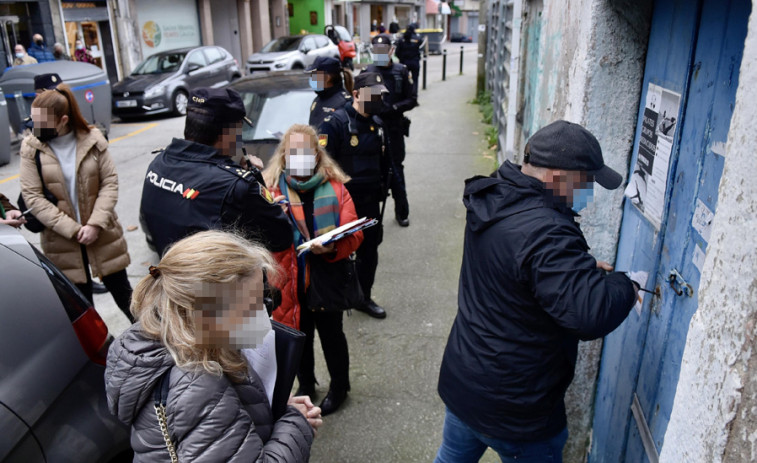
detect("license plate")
[116,100,137,108]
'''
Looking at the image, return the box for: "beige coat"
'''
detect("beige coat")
[19,128,130,283]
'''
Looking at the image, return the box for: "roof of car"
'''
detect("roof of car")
[227,70,311,93]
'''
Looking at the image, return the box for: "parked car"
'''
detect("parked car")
[246,35,339,74]
[0,225,132,462]
[228,70,314,163]
[112,45,241,120]
[450,32,473,43]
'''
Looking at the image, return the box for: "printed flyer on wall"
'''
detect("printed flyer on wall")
[624,83,681,229]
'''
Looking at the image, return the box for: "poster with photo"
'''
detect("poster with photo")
[624,83,681,229]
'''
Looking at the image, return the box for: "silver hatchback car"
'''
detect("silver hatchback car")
[0,225,131,462]
[246,35,339,74]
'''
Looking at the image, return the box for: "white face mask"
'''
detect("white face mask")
[15,52,24,59]
[371,53,391,66]
[286,150,317,177]
[229,310,271,348]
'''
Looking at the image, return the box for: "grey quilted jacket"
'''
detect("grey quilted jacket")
[105,323,313,462]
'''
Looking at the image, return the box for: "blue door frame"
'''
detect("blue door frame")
[589,0,750,461]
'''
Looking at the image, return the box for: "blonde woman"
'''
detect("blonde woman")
[105,230,321,462]
[263,124,363,416]
[19,83,132,322]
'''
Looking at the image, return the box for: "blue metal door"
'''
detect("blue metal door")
[589,0,750,461]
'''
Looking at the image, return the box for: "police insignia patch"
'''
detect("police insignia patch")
[311,101,316,111]
[318,134,328,147]
[350,135,359,146]
[260,185,275,204]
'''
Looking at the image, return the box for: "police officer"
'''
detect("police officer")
[318,72,389,319]
[307,56,354,128]
[365,33,418,227]
[139,87,292,257]
[21,73,63,133]
[394,24,423,94]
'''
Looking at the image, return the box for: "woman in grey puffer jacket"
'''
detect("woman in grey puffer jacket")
[105,231,321,462]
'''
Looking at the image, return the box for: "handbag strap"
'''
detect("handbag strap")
[33,149,56,201]
[153,369,178,463]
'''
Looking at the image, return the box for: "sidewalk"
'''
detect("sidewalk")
[308,44,497,462]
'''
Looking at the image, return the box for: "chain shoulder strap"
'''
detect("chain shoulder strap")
[153,369,178,463]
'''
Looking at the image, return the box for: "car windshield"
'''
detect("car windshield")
[260,37,302,53]
[240,90,313,141]
[132,52,187,74]
[335,26,352,42]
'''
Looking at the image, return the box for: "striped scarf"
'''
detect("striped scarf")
[280,172,340,247]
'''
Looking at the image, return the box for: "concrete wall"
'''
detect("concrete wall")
[503,0,652,460]
[660,3,757,461]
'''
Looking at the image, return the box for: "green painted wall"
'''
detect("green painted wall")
[288,0,325,35]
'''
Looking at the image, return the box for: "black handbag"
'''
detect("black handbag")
[306,253,364,312]
[271,320,306,420]
[17,150,58,233]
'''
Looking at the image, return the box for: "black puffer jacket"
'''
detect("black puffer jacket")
[105,323,313,462]
[438,161,635,441]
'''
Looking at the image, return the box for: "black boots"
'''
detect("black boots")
[355,299,386,319]
[320,385,349,416]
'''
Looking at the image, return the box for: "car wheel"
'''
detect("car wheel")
[231,74,242,81]
[172,90,188,116]
[291,63,304,70]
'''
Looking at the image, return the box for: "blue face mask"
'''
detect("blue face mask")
[309,77,324,91]
[371,53,390,66]
[571,188,594,213]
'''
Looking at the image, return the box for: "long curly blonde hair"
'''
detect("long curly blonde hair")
[263,123,350,188]
[131,230,278,382]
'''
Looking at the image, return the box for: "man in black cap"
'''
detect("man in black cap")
[139,87,292,257]
[435,120,639,461]
[318,72,389,320]
[365,33,417,227]
[306,56,353,128]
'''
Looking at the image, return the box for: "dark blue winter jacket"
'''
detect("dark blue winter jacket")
[27,42,55,63]
[437,160,636,441]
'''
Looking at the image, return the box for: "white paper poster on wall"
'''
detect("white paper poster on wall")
[624,83,682,229]
[135,0,201,59]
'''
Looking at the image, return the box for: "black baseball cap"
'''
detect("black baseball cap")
[524,120,623,189]
[354,71,388,93]
[34,73,62,91]
[187,87,252,126]
[371,34,393,46]
[306,56,342,74]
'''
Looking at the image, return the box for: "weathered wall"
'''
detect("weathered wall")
[660,4,757,461]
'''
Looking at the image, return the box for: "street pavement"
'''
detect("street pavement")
[0,43,501,462]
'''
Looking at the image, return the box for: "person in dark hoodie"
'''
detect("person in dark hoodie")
[435,120,639,462]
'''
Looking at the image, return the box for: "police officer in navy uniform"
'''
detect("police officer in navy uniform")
[394,24,423,94]
[139,87,292,257]
[365,33,418,227]
[318,72,389,319]
[307,56,354,128]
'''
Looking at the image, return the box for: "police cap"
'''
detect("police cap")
[34,73,62,91]
[187,87,252,126]
[354,71,388,93]
[371,34,393,46]
[306,56,342,74]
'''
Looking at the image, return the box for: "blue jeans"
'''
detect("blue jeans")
[434,408,568,463]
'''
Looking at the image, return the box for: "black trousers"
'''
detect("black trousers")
[297,307,350,391]
[386,126,409,220]
[76,245,134,323]
[405,62,420,95]
[351,197,382,301]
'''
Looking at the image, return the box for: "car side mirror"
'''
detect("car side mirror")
[186,63,202,73]
[301,47,311,54]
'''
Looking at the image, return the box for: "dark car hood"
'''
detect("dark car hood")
[112,73,172,93]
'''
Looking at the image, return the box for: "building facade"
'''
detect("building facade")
[482,0,757,461]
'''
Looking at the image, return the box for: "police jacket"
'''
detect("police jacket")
[139,138,292,256]
[309,85,352,128]
[318,103,385,201]
[437,161,636,441]
[364,63,417,125]
[395,33,422,67]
